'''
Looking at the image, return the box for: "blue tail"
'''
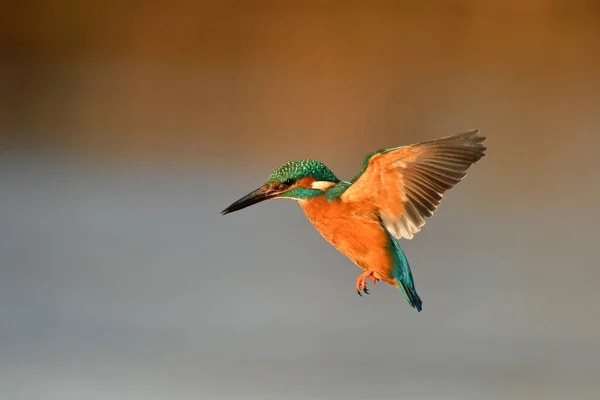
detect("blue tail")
[384,228,423,312]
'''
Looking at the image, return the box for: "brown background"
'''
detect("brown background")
[1,1,599,399]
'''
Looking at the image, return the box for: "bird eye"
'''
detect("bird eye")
[283,179,295,187]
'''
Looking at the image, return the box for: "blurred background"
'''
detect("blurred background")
[1,1,599,399]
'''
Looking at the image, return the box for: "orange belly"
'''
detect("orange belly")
[299,196,396,284]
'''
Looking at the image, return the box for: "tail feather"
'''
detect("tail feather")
[384,226,423,312]
[400,281,422,312]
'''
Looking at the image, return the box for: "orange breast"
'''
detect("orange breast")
[299,196,396,284]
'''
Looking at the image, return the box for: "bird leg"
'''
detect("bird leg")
[356,270,379,296]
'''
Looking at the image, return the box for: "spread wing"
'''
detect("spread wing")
[341,129,486,240]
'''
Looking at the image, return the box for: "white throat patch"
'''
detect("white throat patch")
[311,181,337,190]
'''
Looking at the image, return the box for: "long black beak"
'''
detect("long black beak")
[221,185,278,215]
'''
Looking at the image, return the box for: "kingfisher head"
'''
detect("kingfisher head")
[221,160,340,215]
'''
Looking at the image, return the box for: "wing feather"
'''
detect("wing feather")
[341,129,486,240]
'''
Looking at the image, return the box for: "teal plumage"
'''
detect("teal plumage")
[384,225,422,311]
[266,160,339,185]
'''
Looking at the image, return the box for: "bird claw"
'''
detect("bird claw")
[356,287,368,296]
[356,270,376,297]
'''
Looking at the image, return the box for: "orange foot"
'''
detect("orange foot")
[356,270,379,296]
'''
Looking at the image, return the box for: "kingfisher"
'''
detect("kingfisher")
[221,130,486,311]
